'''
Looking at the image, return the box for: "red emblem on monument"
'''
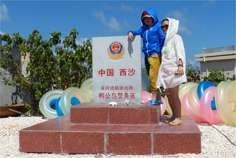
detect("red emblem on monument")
[108,42,124,60]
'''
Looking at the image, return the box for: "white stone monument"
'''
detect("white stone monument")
[92,36,142,105]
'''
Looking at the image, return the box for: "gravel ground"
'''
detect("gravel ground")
[0,117,236,158]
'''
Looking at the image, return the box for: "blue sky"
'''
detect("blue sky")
[0,0,235,66]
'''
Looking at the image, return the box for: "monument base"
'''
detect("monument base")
[19,105,201,155]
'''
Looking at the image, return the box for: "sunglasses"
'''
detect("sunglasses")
[161,25,169,29]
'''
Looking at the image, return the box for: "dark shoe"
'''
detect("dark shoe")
[160,115,173,124]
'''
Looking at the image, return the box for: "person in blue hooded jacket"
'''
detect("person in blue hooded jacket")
[128,8,165,105]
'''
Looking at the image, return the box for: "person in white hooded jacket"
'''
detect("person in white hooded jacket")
[158,17,187,125]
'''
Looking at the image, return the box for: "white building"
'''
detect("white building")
[195,45,236,79]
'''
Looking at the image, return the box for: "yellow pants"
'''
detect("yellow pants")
[148,56,161,93]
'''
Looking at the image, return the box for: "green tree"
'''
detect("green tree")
[186,65,200,82]
[206,70,225,84]
[0,29,92,115]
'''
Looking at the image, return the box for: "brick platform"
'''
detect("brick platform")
[71,105,159,124]
[19,105,201,155]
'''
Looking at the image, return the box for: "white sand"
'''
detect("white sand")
[0,117,236,158]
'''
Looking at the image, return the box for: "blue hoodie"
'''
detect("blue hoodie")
[130,8,165,56]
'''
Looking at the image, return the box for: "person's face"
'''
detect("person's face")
[161,20,169,33]
[143,17,153,27]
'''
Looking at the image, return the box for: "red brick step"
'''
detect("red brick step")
[70,104,160,124]
[19,115,201,155]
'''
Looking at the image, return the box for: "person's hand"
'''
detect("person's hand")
[175,65,184,75]
[128,32,134,41]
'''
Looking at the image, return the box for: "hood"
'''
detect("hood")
[165,17,179,42]
[141,8,159,25]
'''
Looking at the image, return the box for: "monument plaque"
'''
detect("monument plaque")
[92,36,142,104]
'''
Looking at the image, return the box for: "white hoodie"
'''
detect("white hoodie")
[157,18,187,89]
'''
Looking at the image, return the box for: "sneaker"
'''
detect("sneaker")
[169,118,182,126]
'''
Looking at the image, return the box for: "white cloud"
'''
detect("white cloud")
[95,11,106,23]
[179,25,192,36]
[168,10,192,36]
[107,17,120,31]
[95,11,121,31]
[0,4,9,22]
[120,4,134,13]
